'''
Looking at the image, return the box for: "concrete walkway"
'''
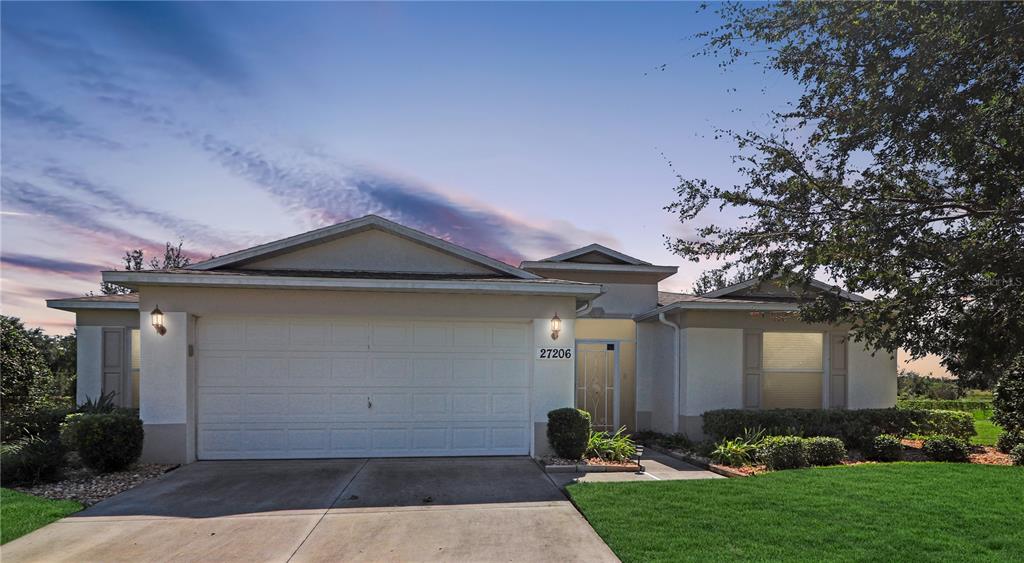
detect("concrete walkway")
[3,458,617,563]
[547,449,723,487]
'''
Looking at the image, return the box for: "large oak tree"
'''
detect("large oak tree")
[668,2,1023,401]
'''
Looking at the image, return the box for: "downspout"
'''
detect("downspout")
[658,313,681,434]
[575,298,595,317]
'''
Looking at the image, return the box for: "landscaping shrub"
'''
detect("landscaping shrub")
[922,435,970,462]
[547,408,591,460]
[996,430,1024,454]
[586,426,637,462]
[896,399,992,413]
[0,406,69,485]
[804,437,846,466]
[916,410,976,440]
[864,434,903,462]
[703,408,974,448]
[992,360,1024,437]
[756,436,808,470]
[61,411,144,473]
[632,430,692,450]
[1010,444,1024,466]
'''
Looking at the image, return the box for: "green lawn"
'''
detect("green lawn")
[1,488,81,544]
[569,463,1024,562]
[971,410,1001,446]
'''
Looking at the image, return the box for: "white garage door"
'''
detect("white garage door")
[196,316,532,459]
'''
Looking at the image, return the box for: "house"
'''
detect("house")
[47,215,896,464]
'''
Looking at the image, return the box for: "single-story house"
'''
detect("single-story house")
[47,215,896,464]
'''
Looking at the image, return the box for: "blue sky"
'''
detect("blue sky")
[1,2,943,375]
[5,1,795,332]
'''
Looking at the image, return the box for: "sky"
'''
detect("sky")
[0,2,945,375]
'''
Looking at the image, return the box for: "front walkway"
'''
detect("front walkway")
[547,449,724,487]
[2,457,617,562]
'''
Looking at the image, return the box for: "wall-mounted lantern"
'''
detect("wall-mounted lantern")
[151,305,166,336]
[550,313,561,341]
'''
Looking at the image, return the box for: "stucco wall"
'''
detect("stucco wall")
[75,309,140,328]
[585,282,658,318]
[681,327,744,416]
[241,229,495,274]
[847,340,898,409]
[532,316,576,456]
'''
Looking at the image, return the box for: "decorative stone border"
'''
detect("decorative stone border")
[644,444,749,478]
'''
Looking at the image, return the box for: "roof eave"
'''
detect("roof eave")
[102,271,603,298]
[46,299,140,312]
[634,300,801,321]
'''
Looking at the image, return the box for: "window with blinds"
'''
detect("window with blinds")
[761,332,823,409]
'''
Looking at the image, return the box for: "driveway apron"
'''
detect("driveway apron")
[1,457,617,562]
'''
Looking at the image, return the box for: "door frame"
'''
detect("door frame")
[575,338,621,430]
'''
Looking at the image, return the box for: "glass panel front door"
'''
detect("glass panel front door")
[576,342,617,432]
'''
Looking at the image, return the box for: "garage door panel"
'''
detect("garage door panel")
[197,317,531,459]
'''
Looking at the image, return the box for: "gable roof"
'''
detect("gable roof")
[536,243,651,265]
[189,215,540,280]
[700,277,867,302]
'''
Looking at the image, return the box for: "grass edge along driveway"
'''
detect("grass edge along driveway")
[569,463,1024,562]
[1,488,82,544]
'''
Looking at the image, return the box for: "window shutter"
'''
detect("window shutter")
[829,333,848,408]
[743,331,762,408]
[102,327,126,405]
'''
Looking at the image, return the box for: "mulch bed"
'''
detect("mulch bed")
[14,463,177,507]
[900,438,1012,465]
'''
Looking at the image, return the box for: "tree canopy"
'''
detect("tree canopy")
[669,1,1024,388]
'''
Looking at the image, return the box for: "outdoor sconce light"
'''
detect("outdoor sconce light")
[151,305,166,336]
[550,313,561,341]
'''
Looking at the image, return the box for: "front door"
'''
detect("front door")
[575,342,618,432]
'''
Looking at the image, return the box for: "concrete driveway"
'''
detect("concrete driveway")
[2,457,617,562]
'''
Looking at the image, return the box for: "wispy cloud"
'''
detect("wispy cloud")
[41,166,243,251]
[1,253,99,278]
[1,176,169,259]
[1,84,122,149]
[195,134,609,263]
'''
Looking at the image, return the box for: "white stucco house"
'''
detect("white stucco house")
[47,215,896,464]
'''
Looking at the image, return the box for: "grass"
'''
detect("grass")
[1,488,81,544]
[971,409,1002,446]
[568,463,1024,562]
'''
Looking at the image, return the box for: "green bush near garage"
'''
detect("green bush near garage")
[60,411,144,473]
[547,408,591,460]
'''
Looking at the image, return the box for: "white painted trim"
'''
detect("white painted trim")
[634,300,800,321]
[701,276,867,302]
[47,299,139,311]
[103,270,603,297]
[535,243,651,265]
[520,261,677,275]
[189,215,541,279]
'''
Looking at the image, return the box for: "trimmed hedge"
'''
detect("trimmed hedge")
[922,435,970,462]
[756,436,808,470]
[547,408,591,460]
[703,408,974,447]
[61,411,144,473]
[864,434,903,462]
[896,399,992,413]
[804,437,846,466]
